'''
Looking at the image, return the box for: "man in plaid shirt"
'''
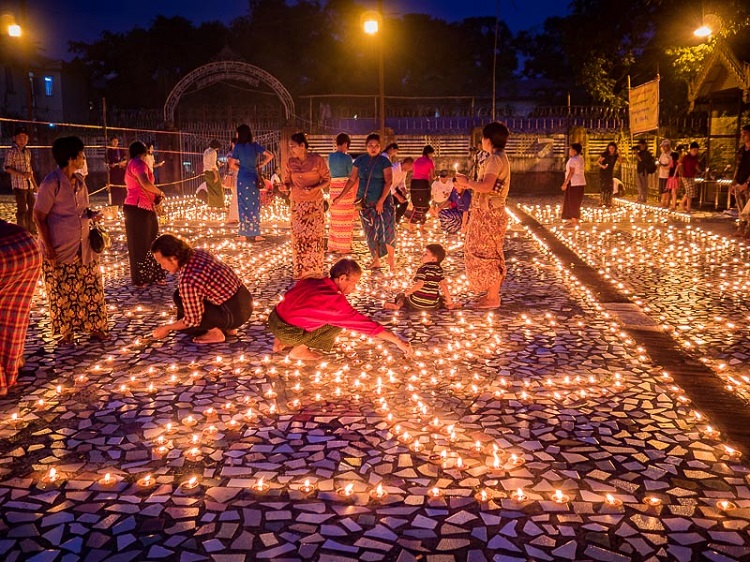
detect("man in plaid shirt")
[4,127,37,233]
[150,234,253,344]
[0,219,42,396]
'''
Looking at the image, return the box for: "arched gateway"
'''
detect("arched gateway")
[163,60,295,125]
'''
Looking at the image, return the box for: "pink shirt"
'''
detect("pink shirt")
[124,158,156,210]
[274,277,384,336]
[412,156,434,181]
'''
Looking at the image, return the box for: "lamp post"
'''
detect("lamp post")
[363,6,385,140]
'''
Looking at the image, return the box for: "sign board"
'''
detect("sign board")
[629,78,659,134]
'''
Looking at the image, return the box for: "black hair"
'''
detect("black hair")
[13,127,28,137]
[129,141,147,159]
[426,244,446,264]
[570,143,583,155]
[290,132,309,149]
[366,133,381,145]
[330,258,362,279]
[607,142,618,151]
[236,124,253,144]
[151,234,194,267]
[402,157,414,165]
[52,136,85,168]
[743,125,750,134]
[336,133,350,147]
[483,122,510,151]
[422,145,435,156]
[690,141,700,149]
[384,143,399,152]
[637,138,647,145]
[209,139,221,149]
[146,141,155,150]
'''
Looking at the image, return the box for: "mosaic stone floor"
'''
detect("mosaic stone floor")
[1,196,750,562]
[520,198,750,407]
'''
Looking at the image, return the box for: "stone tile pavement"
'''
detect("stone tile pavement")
[1,196,749,561]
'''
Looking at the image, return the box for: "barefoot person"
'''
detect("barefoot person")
[150,234,253,345]
[454,122,511,309]
[268,258,412,360]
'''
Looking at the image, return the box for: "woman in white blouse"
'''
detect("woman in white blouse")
[561,143,586,228]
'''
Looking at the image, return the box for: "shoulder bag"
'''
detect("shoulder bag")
[353,158,376,211]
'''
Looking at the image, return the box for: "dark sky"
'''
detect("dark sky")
[24,0,569,60]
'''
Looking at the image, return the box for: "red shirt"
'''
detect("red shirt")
[681,153,700,178]
[178,249,242,327]
[274,277,384,336]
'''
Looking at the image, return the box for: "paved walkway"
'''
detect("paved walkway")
[1,196,749,562]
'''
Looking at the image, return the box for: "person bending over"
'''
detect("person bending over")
[268,258,412,361]
[150,234,253,344]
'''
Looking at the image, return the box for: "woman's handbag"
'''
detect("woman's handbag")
[89,223,111,253]
[353,158,377,211]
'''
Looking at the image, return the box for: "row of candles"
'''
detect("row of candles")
[524,200,750,404]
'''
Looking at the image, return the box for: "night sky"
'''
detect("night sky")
[25,0,569,61]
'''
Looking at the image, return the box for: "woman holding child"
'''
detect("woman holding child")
[454,122,510,310]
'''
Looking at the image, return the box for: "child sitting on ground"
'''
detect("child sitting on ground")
[384,244,459,310]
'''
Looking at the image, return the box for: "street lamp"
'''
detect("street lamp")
[362,8,385,140]
[694,14,721,39]
[8,23,21,37]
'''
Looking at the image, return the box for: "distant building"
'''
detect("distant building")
[0,58,64,123]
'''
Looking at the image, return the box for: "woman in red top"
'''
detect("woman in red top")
[268,258,412,361]
[407,145,435,230]
[124,141,167,288]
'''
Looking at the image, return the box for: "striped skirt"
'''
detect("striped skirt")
[0,228,42,390]
[328,177,356,252]
[360,198,396,259]
[439,208,463,234]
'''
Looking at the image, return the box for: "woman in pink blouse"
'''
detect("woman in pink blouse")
[282,132,331,279]
[124,141,167,288]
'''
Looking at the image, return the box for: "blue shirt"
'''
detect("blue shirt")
[328,151,353,178]
[449,188,472,213]
[229,142,265,179]
[353,154,391,205]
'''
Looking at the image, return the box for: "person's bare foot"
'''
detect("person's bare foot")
[384,302,401,310]
[225,329,238,336]
[193,328,226,345]
[90,330,110,341]
[368,261,382,270]
[288,345,322,361]
[254,235,266,242]
[272,338,288,353]
[473,297,501,310]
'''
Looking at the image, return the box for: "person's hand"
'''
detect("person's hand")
[152,326,171,340]
[397,339,413,357]
[159,191,166,198]
[454,173,469,187]
[376,200,384,214]
[561,182,568,191]
[446,301,461,310]
[22,171,33,180]
[91,212,103,223]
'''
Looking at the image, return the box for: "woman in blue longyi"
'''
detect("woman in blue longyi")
[228,124,274,242]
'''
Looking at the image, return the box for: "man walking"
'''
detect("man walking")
[4,127,37,233]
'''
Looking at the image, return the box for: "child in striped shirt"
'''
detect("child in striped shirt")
[384,244,459,310]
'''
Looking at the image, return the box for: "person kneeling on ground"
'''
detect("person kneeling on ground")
[268,258,412,361]
[150,234,253,344]
[385,244,459,311]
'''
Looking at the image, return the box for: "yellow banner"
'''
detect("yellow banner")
[629,78,659,134]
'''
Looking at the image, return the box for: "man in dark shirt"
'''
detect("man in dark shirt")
[733,125,750,236]
[635,139,653,203]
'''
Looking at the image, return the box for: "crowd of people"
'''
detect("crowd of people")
[6,121,750,397]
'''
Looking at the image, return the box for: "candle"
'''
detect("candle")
[165,422,177,434]
[604,493,622,507]
[506,453,524,468]
[511,488,527,502]
[363,482,387,500]
[185,447,201,461]
[338,483,355,497]
[252,477,267,492]
[552,489,570,503]
[298,479,315,494]
[98,473,117,487]
[36,399,45,410]
[183,415,197,427]
[716,499,736,512]
[137,474,155,488]
[428,486,442,498]
[204,407,216,418]
[643,496,662,507]
[9,412,19,427]
[180,475,200,491]
[475,488,490,502]
[42,467,60,484]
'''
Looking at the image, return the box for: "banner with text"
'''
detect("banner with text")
[629,78,659,134]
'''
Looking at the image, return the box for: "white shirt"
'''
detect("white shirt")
[658,151,672,179]
[203,148,218,172]
[431,178,453,203]
[391,162,406,194]
[566,155,586,186]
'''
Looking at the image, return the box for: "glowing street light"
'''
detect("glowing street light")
[361,7,385,140]
[363,18,379,35]
[694,25,712,38]
[8,23,21,37]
